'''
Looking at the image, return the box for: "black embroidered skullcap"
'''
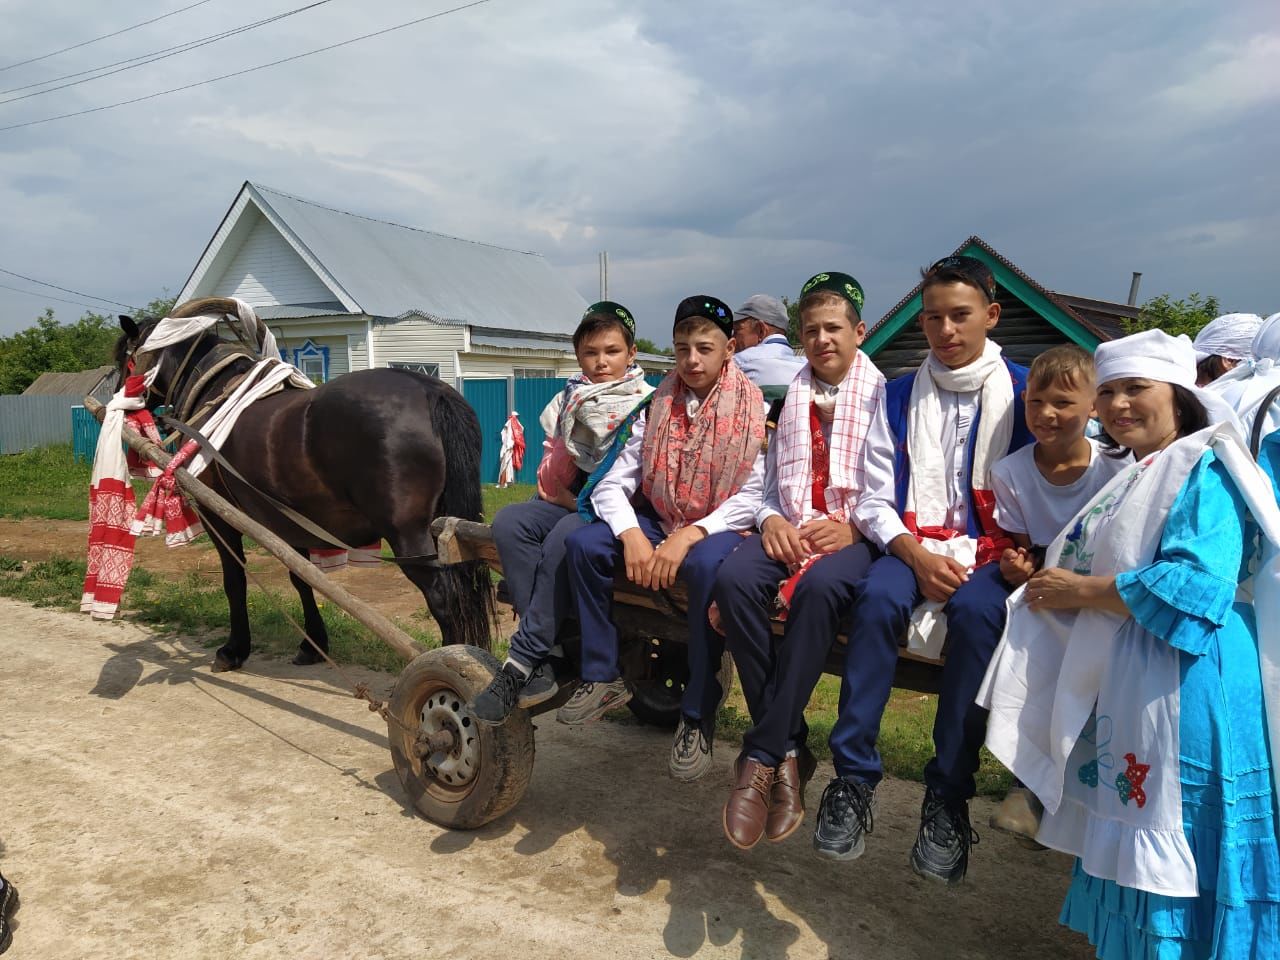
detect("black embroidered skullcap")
[673,295,734,338]
[799,271,866,319]
[581,300,636,335]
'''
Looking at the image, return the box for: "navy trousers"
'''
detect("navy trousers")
[715,535,877,766]
[565,505,744,724]
[833,556,1011,800]
[491,497,587,669]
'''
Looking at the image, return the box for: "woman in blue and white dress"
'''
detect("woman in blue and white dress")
[981,329,1280,959]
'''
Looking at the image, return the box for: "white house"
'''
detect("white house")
[176,181,673,386]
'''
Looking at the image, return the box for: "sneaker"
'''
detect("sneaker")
[555,679,631,725]
[516,662,558,709]
[0,875,19,956]
[911,788,979,885]
[989,784,1047,851]
[813,776,875,860]
[669,715,714,782]
[469,662,523,726]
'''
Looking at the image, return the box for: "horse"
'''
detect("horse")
[115,297,495,672]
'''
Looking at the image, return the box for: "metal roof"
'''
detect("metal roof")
[254,304,350,320]
[21,365,116,397]
[247,183,586,335]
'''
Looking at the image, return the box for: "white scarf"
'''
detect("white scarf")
[978,423,1280,897]
[137,297,281,362]
[775,352,882,524]
[904,339,1014,530]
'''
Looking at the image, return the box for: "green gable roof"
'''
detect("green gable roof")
[863,236,1107,358]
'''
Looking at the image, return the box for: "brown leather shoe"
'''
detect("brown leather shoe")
[766,747,816,842]
[723,755,775,850]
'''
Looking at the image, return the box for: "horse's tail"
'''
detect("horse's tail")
[429,386,497,651]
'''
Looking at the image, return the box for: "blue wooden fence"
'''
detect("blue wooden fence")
[72,406,101,462]
[461,378,508,486]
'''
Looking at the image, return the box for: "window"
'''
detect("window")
[389,361,441,377]
[513,367,555,379]
[291,339,330,384]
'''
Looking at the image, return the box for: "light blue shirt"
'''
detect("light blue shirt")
[733,335,804,393]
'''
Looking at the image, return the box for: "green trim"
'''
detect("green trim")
[864,240,1102,359]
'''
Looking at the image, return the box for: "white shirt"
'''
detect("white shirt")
[854,385,977,552]
[733,335,805,390]
[990,439,1130,548]
[589,399,766,537]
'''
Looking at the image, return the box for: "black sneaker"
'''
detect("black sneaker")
[470,663,523,726]
[0,875,19,956]
[911,788,979,885]
[516,662,557,709]
[813,776,875,860]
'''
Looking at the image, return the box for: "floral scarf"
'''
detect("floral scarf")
[640,363,765,531]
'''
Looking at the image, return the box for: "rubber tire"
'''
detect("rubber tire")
[387,645,535,829]
[624,639,735,728]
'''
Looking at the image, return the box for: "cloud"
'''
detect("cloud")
[0,0,1276,340]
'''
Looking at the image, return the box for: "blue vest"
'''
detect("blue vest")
[884,357,1034,540]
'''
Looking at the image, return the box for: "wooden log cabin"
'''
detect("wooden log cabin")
[863,235,1135,379]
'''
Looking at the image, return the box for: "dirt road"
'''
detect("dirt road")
[0,600,1090,959]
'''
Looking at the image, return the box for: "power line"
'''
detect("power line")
[0,0,492,133]
[0,0,337,105]
[0,0,222,74]
[0,266,138,310]
[0,280,107,311]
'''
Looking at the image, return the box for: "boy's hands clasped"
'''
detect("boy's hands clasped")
[620,524,708,590]
[761,515,859,567]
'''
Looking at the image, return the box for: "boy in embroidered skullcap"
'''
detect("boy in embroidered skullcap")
[835,255,1033,883]
[470,302,653,725]
[716,271,885,850]
[559,296,766,783]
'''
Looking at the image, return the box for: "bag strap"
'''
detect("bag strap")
[1250,384,1280,458]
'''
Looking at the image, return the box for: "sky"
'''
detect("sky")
[0,0,1277,342]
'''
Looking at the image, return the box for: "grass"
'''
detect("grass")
[0,449,1011,797]
[0,553,433,675]
[0,444,531,524]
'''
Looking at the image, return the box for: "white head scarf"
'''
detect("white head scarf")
[1255,313,1280,362]
[1192,312,1264,363]
[1095,329,1241,431]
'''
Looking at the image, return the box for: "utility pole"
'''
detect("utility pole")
[598,251,609,300]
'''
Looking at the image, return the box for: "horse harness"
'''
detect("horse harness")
[143,337,443,568]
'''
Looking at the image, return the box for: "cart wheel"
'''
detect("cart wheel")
[622,635,735,728]
[387,646,535,829]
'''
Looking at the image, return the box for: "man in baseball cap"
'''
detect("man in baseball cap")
[732,294,804,400]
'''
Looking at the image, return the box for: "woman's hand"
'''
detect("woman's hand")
[1027,570,1128,616]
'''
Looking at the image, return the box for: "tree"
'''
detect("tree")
[780,295,802,344]
[1124,292,1221,339]
[0,294,176,394]
[635,336,673,357]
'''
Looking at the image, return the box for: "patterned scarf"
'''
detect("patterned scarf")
[641,363,765,531]
[904,339,1015,566]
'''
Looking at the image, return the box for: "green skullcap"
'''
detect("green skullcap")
[582,300,636,335]
[799,271,866,319]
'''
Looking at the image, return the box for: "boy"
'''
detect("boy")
[834,255,1033,884]
[716,272,884,850]
[987,344,1129,838]
[470,302,653,725]
[559,296,767,783]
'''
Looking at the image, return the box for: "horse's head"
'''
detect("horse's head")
[114,297,244,411]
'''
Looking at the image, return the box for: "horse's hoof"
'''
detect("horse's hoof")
[213,648,247,672]
[292,645,327,666]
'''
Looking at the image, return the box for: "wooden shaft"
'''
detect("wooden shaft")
[85,397,422,664]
